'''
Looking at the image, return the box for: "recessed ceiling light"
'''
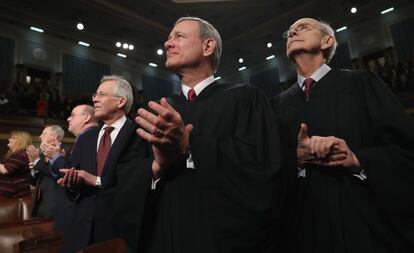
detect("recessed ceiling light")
[214,76,221,80]
[123,43,129,49]
[238,58,244,63]
[78,41,90,47]
[116,42,121,47]
[30,26,44,33]
[76,23,84,30]
[266,55,275,60]
[157,49,163,55]
[238,66,246,71]
[117,53,127,58]
[381,7,394,15]
[351,7,357,14]
[128,44,134,50]
[267,42,272,48]
[336,26,348,32]
[149,63,158,67]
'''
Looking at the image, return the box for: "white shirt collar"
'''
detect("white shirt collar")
[297,63,331,90]
[182,75,215,99]
[102,115,127,131]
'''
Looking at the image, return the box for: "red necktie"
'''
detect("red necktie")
[188,88,196,102]
[96,126,114,176]
[304,78,315,100]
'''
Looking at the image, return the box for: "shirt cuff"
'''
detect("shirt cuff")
[151,178,161,190]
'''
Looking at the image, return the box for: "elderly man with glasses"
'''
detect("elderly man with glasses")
[272,17,414,253]
[57,75,151,253]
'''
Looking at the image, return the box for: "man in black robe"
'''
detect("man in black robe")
[116,16,283,253]
[272,17,414,252]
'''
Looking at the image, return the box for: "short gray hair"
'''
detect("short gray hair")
[318,20,337,63]
[100,75,133,114]
[175,16,222,72]
[47,125,65,141]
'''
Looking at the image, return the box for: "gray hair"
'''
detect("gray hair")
[78,104,98,124]
[100,75,133,114]
[175,16,222,72]
[318,20,337,63]
[47,125,65,141]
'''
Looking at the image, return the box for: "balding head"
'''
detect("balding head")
[67,104,98,137]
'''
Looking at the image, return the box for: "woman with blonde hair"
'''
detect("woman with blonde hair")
[0,131,32,198]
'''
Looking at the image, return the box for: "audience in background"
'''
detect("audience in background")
[0,131,32,198]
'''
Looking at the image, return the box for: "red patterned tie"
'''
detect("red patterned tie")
[96,126,114,176]
[304,78,315,101]
[188,88,196,102]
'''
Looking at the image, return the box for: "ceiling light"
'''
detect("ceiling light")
[157,49,164,55]
[381,7,394,15]
[266,55,275,60]
[238,66,246,71]
[336,26,348,32]
[149,63,158,67]
[78,41,90,47]
[116,42,121,47]
[238,58,244,63]
[214,76,221,80]
[30,26,44,33]
[267,42,272,48]
[117,53,127,58]
[351,7,357,14]
[76,23,84,30]
[123,43,129,49]
[128,44,134,50]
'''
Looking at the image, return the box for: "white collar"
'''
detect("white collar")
[102,115,126,131]
[297,63,331,90]
[182,75,215,99]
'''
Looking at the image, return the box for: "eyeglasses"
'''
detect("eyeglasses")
[91,92,120,100]
[282,23,323,39]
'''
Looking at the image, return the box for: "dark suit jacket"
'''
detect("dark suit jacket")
[31,157,58,218]
[59,118,142,253]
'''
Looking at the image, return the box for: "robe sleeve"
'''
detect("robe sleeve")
[190,86,284,250]
[352,71,414,246]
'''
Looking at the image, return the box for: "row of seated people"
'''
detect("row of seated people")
[0,105,126,252]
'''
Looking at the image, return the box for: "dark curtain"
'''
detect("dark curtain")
[249,68,280,97]
[391,17,414,62]
[330,42,352,70]
[0,36,14,82]
[63,54,110,96]
[142,75,175,102]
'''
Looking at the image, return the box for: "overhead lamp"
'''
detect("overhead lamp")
[238,66,246,71]
[149,63,158,67]
[78,41,90,47]
[266,55,275,60]
[214,76,221,80]
[116,42,122,48]
[157,49,164,55]
[267,42,272,48]
[123,43,129,49]
[351,7,357,14]
[76,22,84,30]
[381,7,394,15]
[117,53,127,58]
[30,26,44,33]
[128,44,134,50]
[238,58,244,63]
[336,26,348,32]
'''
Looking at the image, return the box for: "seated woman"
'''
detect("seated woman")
[0,131,32,198]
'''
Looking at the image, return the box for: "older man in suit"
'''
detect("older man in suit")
[58,75,150,253]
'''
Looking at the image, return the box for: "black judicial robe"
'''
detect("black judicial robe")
[272,69,414,253]
[115,82,283,253]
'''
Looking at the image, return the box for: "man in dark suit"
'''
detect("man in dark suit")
[58,75,150,253]
[27,125,65,218]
